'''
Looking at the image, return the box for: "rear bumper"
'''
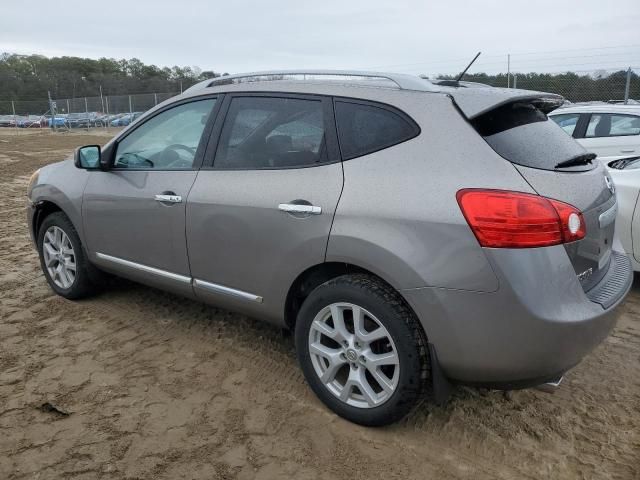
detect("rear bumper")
[402,246,632,385]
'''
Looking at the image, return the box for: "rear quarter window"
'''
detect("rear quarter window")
[334,100,419,160]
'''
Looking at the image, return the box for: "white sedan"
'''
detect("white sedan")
[606,156,640,271]
[549,104,640,162]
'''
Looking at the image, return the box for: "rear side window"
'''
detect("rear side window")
[472,102,591,171]
[334,100,419,160]
[215,96,328,169]
[585,114,640,137]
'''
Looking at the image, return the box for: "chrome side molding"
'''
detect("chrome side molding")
[535,376,563,394]
[193,278,263,303]
[95,252,191,284]
[95,253,264,303]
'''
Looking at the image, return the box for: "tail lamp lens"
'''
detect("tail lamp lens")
[456,189,586,248]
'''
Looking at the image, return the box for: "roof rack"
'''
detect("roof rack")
[184,70,439,93]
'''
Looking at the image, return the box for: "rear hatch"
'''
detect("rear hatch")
[460,93,616,292]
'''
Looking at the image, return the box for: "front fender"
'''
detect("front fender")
[30,159,90,243]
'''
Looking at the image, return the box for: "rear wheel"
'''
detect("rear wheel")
[295,274,429,426]
[37,212,101,299]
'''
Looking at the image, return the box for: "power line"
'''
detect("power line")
[360,44,640,71]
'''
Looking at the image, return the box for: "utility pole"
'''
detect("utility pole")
[85,97,89,132]
[47,91,56,131]
[11,100,16,134]
[624,67,632,105]
[507,54,511,88]
[99,85,104,113]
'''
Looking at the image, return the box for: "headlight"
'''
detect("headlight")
[27,169,40,199]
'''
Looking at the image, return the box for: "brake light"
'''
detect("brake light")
[456,189,586,248]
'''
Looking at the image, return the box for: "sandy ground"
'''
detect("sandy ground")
[0,129,639,480]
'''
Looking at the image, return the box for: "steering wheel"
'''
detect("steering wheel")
[163,144,197,168]
[165,144,196,155]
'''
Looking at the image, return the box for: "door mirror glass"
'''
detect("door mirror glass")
[74,145,101,169]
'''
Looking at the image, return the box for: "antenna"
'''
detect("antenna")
[455,51,481,82]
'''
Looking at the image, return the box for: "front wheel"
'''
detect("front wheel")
[37,212,101,299]
[295,274,429,426]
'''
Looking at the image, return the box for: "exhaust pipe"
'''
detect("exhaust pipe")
[536,376,563,394]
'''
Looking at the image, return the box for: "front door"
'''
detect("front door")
[187,93,343,322]
[83,97,218,294]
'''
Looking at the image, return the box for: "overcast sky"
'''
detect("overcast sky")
[1,0,639,76]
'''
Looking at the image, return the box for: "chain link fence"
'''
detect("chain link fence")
[0,91,178,130]
[0,67,638,131]
[434,67,639,104]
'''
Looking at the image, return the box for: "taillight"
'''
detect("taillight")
[456,189,586,248]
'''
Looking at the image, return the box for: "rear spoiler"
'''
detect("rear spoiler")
[441,86,565,119]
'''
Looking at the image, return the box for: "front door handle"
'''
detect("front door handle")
[155,194,182,203]
[278,203,322,215]
[621,149,635,153]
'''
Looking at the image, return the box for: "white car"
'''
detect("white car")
[605,156,640,271]
[549,104,640,162]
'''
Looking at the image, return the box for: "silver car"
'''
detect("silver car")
[27,71,633,426]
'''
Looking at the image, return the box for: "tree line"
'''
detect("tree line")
[0,53,225,101]
[0,52,636,104]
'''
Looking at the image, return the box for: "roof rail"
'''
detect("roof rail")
[184,70,439,93]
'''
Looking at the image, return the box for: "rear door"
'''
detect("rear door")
[471,101,616,291]
[578,113,640,160]
[186,93,343,321]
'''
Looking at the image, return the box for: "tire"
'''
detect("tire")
[37,211,101,299]
[295,274,429,426]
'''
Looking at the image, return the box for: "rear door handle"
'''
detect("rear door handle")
[278,203,322,215]
[621,149,635,153]
[155,194,182,203]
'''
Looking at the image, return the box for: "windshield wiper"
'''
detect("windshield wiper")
[609,156,640,170]
[555,153,596,169]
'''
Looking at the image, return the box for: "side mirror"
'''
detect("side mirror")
[74,145,101,169]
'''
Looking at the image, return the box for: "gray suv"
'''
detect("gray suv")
[27,71,633,425]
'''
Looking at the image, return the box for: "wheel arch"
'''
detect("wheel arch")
[32,200,65,240]
[283,261,427,338]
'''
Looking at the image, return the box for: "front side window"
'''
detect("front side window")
[585,113,640,138]
[215,96,327,169]
[550,113,580,136]
[114,98,216,170]
[334,100,419,160]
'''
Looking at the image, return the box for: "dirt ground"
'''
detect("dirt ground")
[0,129,639,480]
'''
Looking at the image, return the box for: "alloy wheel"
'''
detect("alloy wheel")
[42,226,76,289]
[308,302,400,408]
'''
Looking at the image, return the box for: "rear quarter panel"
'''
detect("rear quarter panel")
[326,93,537,292]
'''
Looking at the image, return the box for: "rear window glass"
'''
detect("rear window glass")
[215,96,328,169]
[472,102,591,171]
[334,100,419,160]
[585,113,640,137]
